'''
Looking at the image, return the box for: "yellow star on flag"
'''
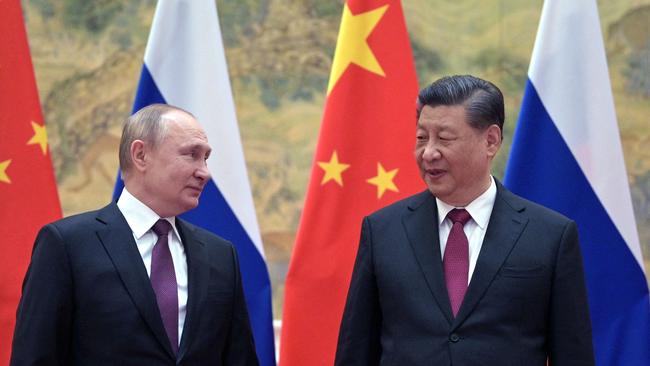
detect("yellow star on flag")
[27,121,49,155]
[0,159,11,184]
[317,150,350,186]
[327,3,389,94]
[367,162,399,198]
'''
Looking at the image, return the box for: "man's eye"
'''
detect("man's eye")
[184,151,198,159]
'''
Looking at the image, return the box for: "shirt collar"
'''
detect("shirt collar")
[436,176,497,229]
[116,188,181,240]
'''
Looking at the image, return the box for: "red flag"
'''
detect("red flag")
[280,1,422,364]
[0,0,62,363]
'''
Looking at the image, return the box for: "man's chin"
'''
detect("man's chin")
[425,183,450,200]
[180,198,200,212]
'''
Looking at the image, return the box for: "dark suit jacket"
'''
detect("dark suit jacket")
[11,203,258,366]
[335,182,594,366]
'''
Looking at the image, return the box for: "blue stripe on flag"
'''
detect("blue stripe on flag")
[132,64,166,113]
[505,81,650,365]
[114,63,275,366]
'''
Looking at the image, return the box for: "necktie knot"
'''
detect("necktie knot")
[152,219,172,237]
[447,208,471,226]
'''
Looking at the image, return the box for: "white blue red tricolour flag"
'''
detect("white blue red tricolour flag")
[504,1,650,365]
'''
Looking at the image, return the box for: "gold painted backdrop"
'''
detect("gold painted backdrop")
[22,0,650,317]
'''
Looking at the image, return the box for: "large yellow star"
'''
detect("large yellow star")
[317,150,350,186]
[327,3,389,94]
[0,159,11,184]
[27,121,49,155]
[367,162,399,198]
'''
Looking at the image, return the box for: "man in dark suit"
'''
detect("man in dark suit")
[11,104,259,365]
[335,75,594,365]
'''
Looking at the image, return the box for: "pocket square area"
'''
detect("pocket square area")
[498,264,547,278]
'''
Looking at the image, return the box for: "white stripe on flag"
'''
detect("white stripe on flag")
[144,0,264,256]
[528,0,642,269]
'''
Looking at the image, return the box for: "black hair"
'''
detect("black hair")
[416,75,504,133]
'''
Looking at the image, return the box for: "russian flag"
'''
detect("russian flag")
[504,0,650,364]
[112,1,275,364]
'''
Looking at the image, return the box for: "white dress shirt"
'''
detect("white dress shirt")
[436,176,497,285]
[117,188,188,345]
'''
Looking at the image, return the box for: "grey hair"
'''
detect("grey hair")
[118,103,194,177]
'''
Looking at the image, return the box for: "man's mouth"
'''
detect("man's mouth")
[186,185,204,193]
[425,168,446,179]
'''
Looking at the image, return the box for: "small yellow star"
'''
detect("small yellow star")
[327,3,388,94]
[27,121,49,155]
[317,150,350,186]
[0,159,11,184]
[367,162,399,199]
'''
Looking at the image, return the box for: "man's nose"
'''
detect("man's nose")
[195,164,211,181]
[422,143,441,161]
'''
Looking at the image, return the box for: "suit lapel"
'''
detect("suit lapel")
[176,219,209,360]
[402,191,454,324]
[95,204,175,359]
[452,182,528,328]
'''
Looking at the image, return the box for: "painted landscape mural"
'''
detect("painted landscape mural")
[22,0,650,316]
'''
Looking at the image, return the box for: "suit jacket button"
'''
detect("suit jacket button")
[449,333,460,343]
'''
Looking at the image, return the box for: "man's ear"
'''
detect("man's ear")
[130,140,147,172]
[486,124,502,157]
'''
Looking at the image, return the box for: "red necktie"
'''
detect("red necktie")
[443,208,471,317]
[150,219,178,355]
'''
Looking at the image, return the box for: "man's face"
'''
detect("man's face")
[414,104,500,206]
[142,111,212,217]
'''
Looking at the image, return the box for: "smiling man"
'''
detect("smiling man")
[335,75,594,366]
[11,104,259,365]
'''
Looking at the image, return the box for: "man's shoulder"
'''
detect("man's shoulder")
[367,190,432,221]
[175,218,234,250]
[47,203,118,232]
[497,184,573,225]
[28,204,123,249]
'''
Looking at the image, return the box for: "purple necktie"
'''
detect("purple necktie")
[443,208,471,317]
[150,219,178,354]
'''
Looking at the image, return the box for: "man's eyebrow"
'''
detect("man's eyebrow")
[417,122,451,131]
[182,142,210,149]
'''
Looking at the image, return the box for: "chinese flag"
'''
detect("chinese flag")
[0,0,62,363]
[279,1,423,365]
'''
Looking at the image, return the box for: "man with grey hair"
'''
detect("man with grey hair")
[11,104,259,365]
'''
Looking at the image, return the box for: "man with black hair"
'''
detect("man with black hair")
[335,75,594,365]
